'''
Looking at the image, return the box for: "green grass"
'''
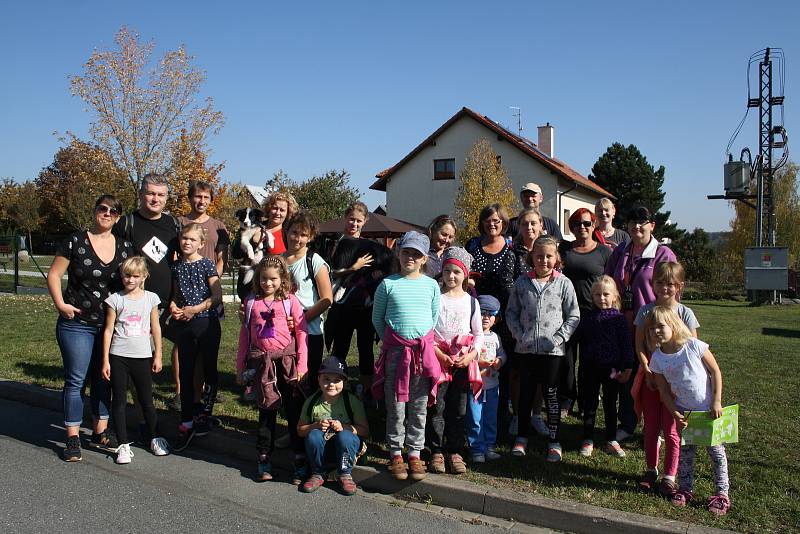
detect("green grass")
[0,296,797,533]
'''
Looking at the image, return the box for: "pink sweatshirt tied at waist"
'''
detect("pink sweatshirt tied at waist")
[371,327,441,406]
[435,334,483,401]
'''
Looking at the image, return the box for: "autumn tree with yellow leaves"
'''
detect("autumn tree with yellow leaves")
[454,139,518,240]
[35,139,135,232]
[70,26,224,198]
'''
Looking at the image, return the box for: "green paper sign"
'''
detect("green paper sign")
[681,404,739,446]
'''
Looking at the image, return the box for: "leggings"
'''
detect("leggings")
[517,355,562,442]
[306,334,324,389]
[426,368,469,454]
[642,385,680,476]
[256,371,303,456]
[330,306,375,376]
[679,444,730,495]
[177,316,221,424]
[579,364,620,442]
[110,355,157,444]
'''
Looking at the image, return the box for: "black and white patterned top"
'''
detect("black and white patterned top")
[172,257,219,318]
[56,232,133,326]
[466,238,517,310]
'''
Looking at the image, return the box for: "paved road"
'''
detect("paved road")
[0,398,509,534]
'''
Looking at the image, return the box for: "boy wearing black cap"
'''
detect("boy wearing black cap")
[298,357,369,495]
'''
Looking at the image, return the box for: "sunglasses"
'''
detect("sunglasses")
[95,205,121,216]
[571,221,593,229]
[630,220,652,227]
[480,310,499,317]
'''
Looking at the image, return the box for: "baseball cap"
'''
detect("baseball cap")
[398,231,430,255]
[521,182,542,194]
[318,356,348,378]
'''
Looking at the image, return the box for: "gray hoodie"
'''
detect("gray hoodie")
[506,272,580,356]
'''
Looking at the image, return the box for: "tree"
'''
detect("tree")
[454,139,518,239]
[0,180,42,242]
[35,139,134,232]
[671,228,715,284]
[590,143,683,242]
[265,169,291,194]
[70,26,224,198]
[726,161,800,277]
[285,169,361,223]
[167,129,225,216]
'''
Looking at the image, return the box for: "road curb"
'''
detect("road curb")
[0,379,737,534]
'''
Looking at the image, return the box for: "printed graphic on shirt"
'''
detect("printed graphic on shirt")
[259,309,276,339]
[142,236,169,264]
[122,308,146,337]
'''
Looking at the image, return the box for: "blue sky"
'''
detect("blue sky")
[1,1,797,231]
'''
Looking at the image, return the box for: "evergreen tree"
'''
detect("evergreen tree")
[590,143,683,242]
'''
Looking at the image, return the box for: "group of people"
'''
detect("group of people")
[47,176,731,513]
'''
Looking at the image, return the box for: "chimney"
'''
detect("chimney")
[537,123,554,158]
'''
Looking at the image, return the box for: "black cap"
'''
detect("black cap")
[627,205,653,223]
[318,356,348,378]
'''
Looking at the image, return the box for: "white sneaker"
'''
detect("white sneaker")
[486,450,502,461]
[471,453,486,464]
[150,437,170,456]
[116,443,133,464]
[531,414,549,437]
[508,416,519,436]
[615,428,632,442]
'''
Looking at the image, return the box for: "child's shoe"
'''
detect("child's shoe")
[546,443,563,463]
[658,478,679,498]
[115,443,133,465]
[193,415,211,437]
[511,438,527,457]
[579,439,594,457]
[447,453,467,474]
[291,457,309,485]
[471,453,486,464]
[670,489,694,507]
[301,474,325,493]
[429,452,446,474]
[337,474,358,496]
[638,469,658,492]
[173,423,195,452]
[707,494,731,515]
[388,455,408,481]
[63,435,82,462]
[150,437,170,456]
[486,449,502,461]
[408,457,427,481]
[256,450,273,482]
[604,440,626,458]
[531,414,549,437]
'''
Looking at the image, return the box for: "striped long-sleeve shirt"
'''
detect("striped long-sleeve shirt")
[372,274,440,340]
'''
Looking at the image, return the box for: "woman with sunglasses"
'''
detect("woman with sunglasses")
[604,205,677,442]
[47,194,134,462]
[558,208,613,417]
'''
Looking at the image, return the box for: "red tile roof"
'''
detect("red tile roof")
[370,107,613,199]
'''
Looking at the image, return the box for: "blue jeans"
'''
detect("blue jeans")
[304,428,360,476]
[56,317,110,427]
[467,386,499,455]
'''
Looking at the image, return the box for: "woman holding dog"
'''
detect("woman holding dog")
[47,194,134,462]
[258,191,300,255]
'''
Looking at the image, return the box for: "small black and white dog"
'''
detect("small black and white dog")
[235,208,266,297]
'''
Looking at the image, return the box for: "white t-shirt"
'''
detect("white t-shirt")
[479,330,507,389]
[434,293,484,353]
[104,290,161,358]
[649,337,713,411]
[286,252,328,336]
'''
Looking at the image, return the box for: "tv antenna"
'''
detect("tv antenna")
[509,106,523,137]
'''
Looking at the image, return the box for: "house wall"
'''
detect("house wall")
[556,180,605,241]
[384,116,602,233]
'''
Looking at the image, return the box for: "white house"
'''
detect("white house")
[370,107,613,239]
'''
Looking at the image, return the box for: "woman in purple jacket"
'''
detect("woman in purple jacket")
[604,206,676,441]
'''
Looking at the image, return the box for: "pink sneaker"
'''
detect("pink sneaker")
[707,494,731,515]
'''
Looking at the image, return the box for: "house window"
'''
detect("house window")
[496,155,502,165]
[563,209,571,235]
[433,158,455,180]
